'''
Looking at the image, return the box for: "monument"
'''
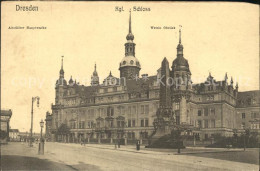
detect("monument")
[148,58,176,147]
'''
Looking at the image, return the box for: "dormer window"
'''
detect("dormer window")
[130,60,134,65]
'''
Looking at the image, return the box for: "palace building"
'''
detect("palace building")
[46,11,259,144]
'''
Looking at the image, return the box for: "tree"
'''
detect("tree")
[0,130,8,139]
[57,124,70,135]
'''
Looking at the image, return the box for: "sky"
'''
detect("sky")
[1,2,259,133]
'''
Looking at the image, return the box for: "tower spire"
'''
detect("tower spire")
[179,28,181,44]
[61,56,64,70]
[177,26,183,57]
[129,9,132,34]
[126,9,134,41]
[59,56,64,78]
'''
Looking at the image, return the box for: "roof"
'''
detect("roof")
[237,90,260,107]
[172,56,190,73]
[125,75,157,93]
[1,109,12,116]
[120,56,141,69]
[10,129,19,132]
[75,85,99,98]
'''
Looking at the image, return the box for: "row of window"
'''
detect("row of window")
[198,108,215,116]
[242,112,259,119]
[70,119,150,129]
[197,119,215,128]
[97,105,149,117]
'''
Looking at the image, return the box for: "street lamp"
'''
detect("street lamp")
[40,119,44,140]
[39,119,44,155]
[29,96,40,147]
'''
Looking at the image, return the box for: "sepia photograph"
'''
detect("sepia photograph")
[1,1,259,170]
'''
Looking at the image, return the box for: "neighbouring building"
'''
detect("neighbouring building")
[9,129,20,142]
[46,11,260,144]
[0,109,12,143]
[45,111,53,141]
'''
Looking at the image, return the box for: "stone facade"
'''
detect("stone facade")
[47,13,260,143]
[0,109,12,143]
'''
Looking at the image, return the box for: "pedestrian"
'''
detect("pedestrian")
[118,139,120,148]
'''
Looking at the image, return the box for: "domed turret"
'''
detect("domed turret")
[120,56,141,68]
[119,9,141,80]
[171,29,191,74]
[69,76,74,85]
[56,56,67,86]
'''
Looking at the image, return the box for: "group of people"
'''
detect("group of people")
[80,138,87,146]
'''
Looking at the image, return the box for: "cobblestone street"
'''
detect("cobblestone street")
[1,142,258,171]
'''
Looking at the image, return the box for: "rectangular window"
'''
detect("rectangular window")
[204,120,208,128]
[198,110,202,116]
[107,108,110,116]
[141,119,144,127]
[132,132,135,139]
[145,119,149,127]
[204,108,208,116]
[121,121,125,127]
[111,108,114,116]
[176,102,180,110]
[128,119,131,127]
[251,112,259,119]
[132,120,136,127]
[210,108,215,115]
[242,113,246,119]
[141,105,144,114]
